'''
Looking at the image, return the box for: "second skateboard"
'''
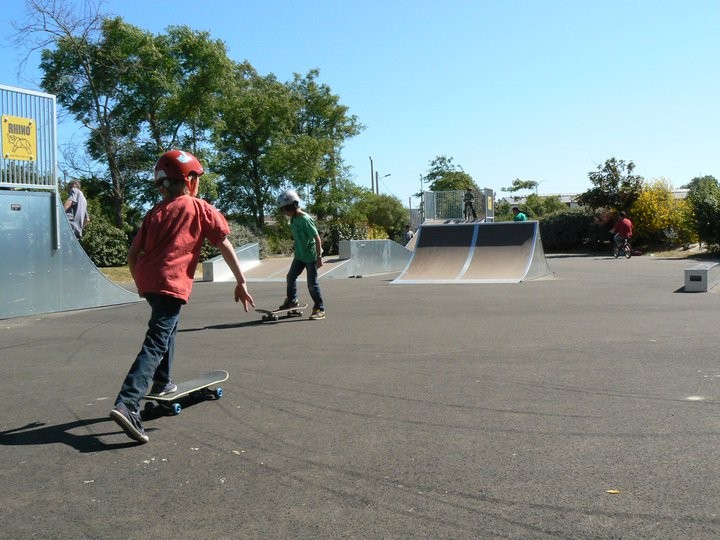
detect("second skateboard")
[255,303,308,322]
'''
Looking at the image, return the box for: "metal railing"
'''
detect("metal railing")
[0,84,57,190]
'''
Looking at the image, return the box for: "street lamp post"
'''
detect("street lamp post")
[375,172,391,194]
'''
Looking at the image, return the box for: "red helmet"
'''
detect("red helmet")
[154,150,204,184]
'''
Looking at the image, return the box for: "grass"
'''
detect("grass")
[644,243,716,259]
[99,266,132,283]
[99,265,204,284]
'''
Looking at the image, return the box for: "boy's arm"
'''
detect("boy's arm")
[314,233,324,268]
[127,243,141,282]
[218,238,255,311]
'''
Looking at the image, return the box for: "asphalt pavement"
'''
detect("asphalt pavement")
[2,253,719,539]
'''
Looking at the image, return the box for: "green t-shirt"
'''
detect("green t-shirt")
[513,212,527,222]
[291,213,319,263]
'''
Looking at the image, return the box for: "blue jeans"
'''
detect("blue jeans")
[115,294,182,412]
[286,258,324,310]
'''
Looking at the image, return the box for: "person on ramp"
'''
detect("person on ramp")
[512,206,527,221]
[463,188,477,220]
[63,180,90,238]
[110,150,254,443]
[276,189,325,320]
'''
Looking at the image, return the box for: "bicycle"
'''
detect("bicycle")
[612,237,632,259]
[463,202,477,222]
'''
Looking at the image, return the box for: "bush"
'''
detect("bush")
[81,220,129,267]
[630,180,697,247]
[686,176,720,248]
[539,209,600,251]
[321,221,370,256]
[199,221,269,261]
[263,222,294,256]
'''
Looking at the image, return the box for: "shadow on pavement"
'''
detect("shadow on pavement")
[0,418,147,452]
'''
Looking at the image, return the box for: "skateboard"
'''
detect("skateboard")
[256,303,308,322]
[141,370,228,416]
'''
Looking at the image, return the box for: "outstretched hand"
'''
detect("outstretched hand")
[234,282,255,312]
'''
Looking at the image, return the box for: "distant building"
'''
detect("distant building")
[499,193,584,209]
[500,189,688,209]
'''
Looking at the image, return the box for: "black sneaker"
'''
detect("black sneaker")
[277,298,299,311]
[150,380,177,396]
[110,402,149,443]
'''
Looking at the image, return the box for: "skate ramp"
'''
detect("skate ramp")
[0,190,141,319]
[322,240,412,278]
[205,239,410,282]
[393,221,552,284]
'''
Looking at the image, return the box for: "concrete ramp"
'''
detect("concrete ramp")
[393,221,552,284]
[204,239,411,282]
[0,190,141,319]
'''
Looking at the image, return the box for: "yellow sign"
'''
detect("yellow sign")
[2,115,37,161]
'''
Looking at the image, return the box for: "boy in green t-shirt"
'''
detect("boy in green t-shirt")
[512,206,527,221]
[276,189,325,320]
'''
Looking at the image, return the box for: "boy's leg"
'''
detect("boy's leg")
[115,294,183,412]
[285,258,305,302]
[305,262,324,311]
[152,313,178,382]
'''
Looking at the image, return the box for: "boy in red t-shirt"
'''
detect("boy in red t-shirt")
[110,150,254,443]
[610,211,633,248]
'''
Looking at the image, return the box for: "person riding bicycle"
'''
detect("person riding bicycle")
[463,188,477,220]
[610,211,633,248]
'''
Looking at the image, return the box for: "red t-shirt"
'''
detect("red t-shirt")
[131,195,230,302]
[614,217,633,238]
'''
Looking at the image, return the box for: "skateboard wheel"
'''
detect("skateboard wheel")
[214,387,223,399]
[171,402,182,415]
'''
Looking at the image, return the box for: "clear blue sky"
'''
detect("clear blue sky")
[2,0,719,207]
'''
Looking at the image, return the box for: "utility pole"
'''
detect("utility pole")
[369,156,374,193]
[419,174,425,222]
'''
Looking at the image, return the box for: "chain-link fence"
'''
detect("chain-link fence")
[422,189,494,222]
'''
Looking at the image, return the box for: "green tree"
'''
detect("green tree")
[214,67,362,228]
[523,194,565,218]
[423,155,474,191]
[502,178,538,194]
[213,64,298,227]
[23,1,233,226]
[120,24,234,209]
[287,70,364,220]
[353,192,408,239]
[685,175,720,247]
[576,157,643,210]
[33,10,151,227]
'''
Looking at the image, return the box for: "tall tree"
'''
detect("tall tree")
[18,1,233,226]
[576,157,644,210]
[287,69,363,220]
[213,67,363,228]
[685,175,720,246]
[502,178,539,194]
[423,155,474,192]
[213,64,297,227]
[119,24,234,208]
